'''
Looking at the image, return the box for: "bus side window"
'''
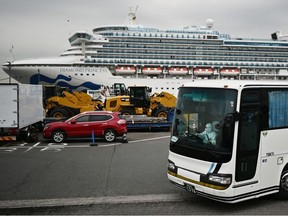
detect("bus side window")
[268,90,288,129]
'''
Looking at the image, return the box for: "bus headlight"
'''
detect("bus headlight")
[208,174,232,185]
[167,160,177,175]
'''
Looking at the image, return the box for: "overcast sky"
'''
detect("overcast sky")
[0,0,288,81]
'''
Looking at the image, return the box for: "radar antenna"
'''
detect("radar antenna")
[128,6,138,25]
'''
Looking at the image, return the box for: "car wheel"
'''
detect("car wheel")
[52,130,66,143]
[104,129,116,142]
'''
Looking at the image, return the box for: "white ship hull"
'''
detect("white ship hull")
[2,56,190,95]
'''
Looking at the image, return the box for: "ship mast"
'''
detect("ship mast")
[128,6,138,25]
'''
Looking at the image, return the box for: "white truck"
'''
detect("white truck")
[0,83,44,141]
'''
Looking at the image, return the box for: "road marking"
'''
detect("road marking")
[129,135,170,143]
[0,193,192,209]
[0,147,17,153]
[40,143,68,152]
[98,135,170,148]
[23,142,41,153]
[97,142,126,148]
[0,135,171,151]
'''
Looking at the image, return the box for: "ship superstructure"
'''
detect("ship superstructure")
[2,9,288,95]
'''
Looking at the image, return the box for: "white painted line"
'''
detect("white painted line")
[23,142,41,153]
[97,142,126,148]
[0,193,190,209]
[97,136,170,148]
[0,147,17,153]
[64,145,90,148]
[129,135,170,143]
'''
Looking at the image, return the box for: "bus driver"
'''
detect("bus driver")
[196,122,217,145]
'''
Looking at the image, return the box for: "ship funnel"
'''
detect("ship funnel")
[271,31,279,40]
[271,31,288,41]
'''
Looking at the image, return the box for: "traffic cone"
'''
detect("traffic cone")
[90,130,98,146]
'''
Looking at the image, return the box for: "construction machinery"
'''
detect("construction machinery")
[44,87,102,118]
[43,83,176,120]
[104,85,176,119]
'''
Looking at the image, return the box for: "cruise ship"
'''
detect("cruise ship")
[2,9,288,96]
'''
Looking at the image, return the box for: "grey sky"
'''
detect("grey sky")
[0,0,287,81]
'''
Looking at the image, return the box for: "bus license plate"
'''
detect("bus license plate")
[185,183,196,193]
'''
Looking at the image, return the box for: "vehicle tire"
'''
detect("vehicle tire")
[52,130,66,143]
[278,170,288,199]
[153,107,168,119]
[121,108,135,116]
[104,129,116,142]
[48,108,69,118]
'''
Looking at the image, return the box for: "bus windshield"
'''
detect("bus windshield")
[170,87,238,163]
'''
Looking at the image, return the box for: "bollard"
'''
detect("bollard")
[90,130,98,146]
[122,133,128,143]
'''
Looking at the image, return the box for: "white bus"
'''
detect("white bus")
[167,80,288,203]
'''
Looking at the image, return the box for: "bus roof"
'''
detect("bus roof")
[181,79,288,89]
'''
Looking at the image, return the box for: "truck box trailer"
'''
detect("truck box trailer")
[0,83,44,141]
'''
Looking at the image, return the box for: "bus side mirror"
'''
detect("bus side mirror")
[215,111,240,129]
[232,112,240,121]
[225,112,240,123]
[176,109,182,115]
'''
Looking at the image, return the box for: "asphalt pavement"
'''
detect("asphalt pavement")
[0,131,181,202]
[1,131,288,215]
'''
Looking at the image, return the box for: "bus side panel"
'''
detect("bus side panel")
[233,154,263,200]
[260,129,288,190]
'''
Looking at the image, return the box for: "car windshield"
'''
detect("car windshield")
[170,87,238,163]
[65,114,82,122]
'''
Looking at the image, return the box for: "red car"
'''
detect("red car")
[43,111,127,143]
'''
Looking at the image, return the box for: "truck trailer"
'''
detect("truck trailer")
[0,83,44,141]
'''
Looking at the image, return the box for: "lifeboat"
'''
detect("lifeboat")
[193,67,213,76]
[115,66,136,75]
[220,68,240,76]
[141,67,163,75]
[168,67,188,75]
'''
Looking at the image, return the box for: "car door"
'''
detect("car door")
[67,115,91,137]
[89,114,112,136]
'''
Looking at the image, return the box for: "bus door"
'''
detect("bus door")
[235,89,262,192]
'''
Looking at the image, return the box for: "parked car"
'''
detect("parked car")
[43,111,127,143]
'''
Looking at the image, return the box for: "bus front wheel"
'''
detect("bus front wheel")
[278,170,288,199]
